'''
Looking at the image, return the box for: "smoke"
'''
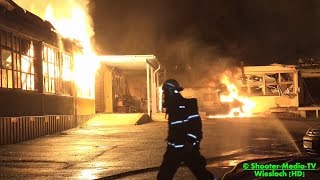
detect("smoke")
[89,0,320,88]
[159,28,239,88]
[88,0,246,87]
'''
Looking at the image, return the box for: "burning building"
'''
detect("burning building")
[182,62,320,119]
[0,1,164,145]
[0,0,96,145]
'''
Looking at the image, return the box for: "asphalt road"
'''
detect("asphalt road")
[0,117,318,180]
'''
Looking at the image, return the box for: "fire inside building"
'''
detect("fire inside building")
[0,1,163,145]
[183,61,320,119]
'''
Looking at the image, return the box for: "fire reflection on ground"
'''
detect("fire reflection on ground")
[78,162,107,179]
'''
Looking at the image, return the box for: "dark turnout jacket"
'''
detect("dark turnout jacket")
[164,94,203,147]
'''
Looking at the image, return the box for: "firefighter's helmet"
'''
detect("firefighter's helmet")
[162,79,184,93]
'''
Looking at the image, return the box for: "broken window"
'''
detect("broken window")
[237,71,295,97]
[248,75,263,96]
[238,75,264,96]
[279,73,294,96]
[1,49,12,69]
[280,73,293,82]
[265,73,280,96]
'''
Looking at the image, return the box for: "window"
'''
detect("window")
[43,45,59,93]
[20,41,35,91]
[279,73,294,95]
[1,49,13,88]
[60,53,72,95]
[248,75,263,96]
[43,45,72,95]
[0,30,13,89]
[238,72,295,97]
[265,74,279,96]
[1,49,12,68]
[238,75,264,96]
[0,29,36,91]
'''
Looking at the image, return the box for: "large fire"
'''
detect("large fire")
[15,0,99,98]
[210,73,256,118]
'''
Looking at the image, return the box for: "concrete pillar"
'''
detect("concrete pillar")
[146,64,151,116]
[151,68,157,113]
[104,67,113,113]
[156,72,160,112]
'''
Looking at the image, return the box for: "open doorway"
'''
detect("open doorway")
[300,78,320,106]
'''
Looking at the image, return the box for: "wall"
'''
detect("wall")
[126,74,146,99]
[95,65,113,113]
[0,90,42,117]
[43,94,74,115]
[104,68,113,112]
[76,98,95,115]
[0,90,74,117]
[95,66,105,113]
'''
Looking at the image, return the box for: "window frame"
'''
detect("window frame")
[42,43,72,96]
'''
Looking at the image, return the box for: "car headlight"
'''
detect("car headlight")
[307,129,314,135]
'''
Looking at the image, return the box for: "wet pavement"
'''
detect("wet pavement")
[0,116,318,179]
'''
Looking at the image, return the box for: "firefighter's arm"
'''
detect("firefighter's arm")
[186,98,203,142]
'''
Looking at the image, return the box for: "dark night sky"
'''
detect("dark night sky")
[89,0,320,85]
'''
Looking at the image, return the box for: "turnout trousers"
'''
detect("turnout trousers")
[157,146,214,180]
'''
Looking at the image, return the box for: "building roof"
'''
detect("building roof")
[99,55,161,71]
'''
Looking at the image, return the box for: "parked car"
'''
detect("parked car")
[303,124,320,154]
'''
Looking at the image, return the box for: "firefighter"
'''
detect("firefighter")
[157,79,215,180]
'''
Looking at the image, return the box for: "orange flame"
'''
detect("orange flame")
[212,74,256,118]
[15,0,100,99]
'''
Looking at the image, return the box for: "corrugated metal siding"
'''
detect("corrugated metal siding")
[0,115,93,145]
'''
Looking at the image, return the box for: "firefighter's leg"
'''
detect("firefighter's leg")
[184,148,215,180]
[157,147,181,180]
